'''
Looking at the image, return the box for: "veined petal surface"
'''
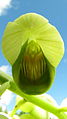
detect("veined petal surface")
[2,13,64,67]
[36,23,64,67]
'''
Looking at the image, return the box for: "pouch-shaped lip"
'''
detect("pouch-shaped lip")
[12,40,55,95]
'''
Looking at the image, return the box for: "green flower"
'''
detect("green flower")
[2,13,64,95]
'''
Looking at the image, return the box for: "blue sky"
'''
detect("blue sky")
[0,0,67,108]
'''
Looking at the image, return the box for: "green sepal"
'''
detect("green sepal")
[2,13,48,65]
[2,13,64,67]
[2,22,28,65]
[36,23,64,67]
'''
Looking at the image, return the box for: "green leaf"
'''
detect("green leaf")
[0,112,10,119]
[2,13,64,67]
[0,81,10,96]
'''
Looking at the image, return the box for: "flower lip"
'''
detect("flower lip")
[12,40,55,95]
[20,41,46,82]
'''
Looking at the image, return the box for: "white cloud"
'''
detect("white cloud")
[0,65,12,75]
[59,98,67,114]
[61,98,67,107]
[0,90,13,105]
[0,65,12,107]
[0,0,12,16]
[0,65,12,105]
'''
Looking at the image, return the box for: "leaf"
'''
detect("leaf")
[0,112,10,119]
[0,81,10,96]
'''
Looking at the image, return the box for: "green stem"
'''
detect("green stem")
[59,107,67,112]
[0,71,67,119]
[0,70,11,84]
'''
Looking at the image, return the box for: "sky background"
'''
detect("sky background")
[0,0,67,111]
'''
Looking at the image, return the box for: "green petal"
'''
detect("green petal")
[2,13,48,65]
[36,23,64,67]
[2,13,64,67]
[2,22,29,65]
